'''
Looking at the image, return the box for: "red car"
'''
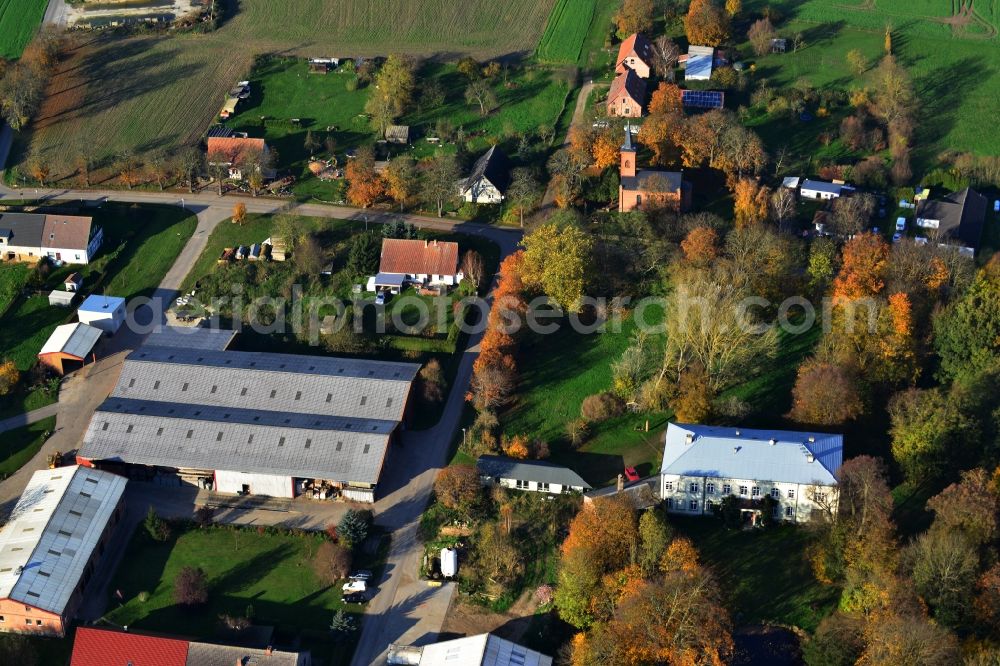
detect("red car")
[624,467,640,482]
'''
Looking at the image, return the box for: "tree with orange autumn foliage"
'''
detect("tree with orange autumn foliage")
[680,226,719,266]
[570,570,733,665]
[659,536,700,575]
[648,82,683,115]
[637,111,680,166]
[685,0,730,46]
[832,232,889,303]
[591,130,620,170]
[556,495,638,628]
[731,178,770,228]
[501,434,530,459]
[345,147,384,208]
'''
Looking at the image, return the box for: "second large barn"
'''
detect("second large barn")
[77,334,419,503]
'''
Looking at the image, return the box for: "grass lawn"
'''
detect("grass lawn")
[106,524,379,665]
[0,416,55,480]
[673,516,839,632]
[0,263,30,316]
[502,309,669,487]
[739,0,1000,171]
[0,0,47,59]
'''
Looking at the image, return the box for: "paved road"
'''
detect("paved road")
[0,182,522,662]
[0,403,59,435]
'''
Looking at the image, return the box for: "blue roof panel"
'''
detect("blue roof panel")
[660,423,842,485]
[78,294,125,313]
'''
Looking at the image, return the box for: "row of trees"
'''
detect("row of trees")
[0,29,61,131]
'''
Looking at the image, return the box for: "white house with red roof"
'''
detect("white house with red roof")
[374,238,463,290]
[206,128,271,181]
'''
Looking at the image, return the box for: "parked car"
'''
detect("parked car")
[994,200,999,212]
[892,232,903,243]
[895,217,906,232]
[349,570,373,581]
[624,467,640,482]
[342,580,366,594]
[342,591,369,604]
[915,236,929,245]
[375,292,386,305]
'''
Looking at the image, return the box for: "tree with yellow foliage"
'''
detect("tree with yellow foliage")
[231,202,247,225]
[685,0,730,47]
[731,178,770,228]
[520,223,593,312]
[0,360,19,396]
[648,82,683,115]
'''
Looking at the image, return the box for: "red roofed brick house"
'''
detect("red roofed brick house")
[615,33,655,79]
[206,135,272,181]
[607,69,647,118]
[619,126,691,213]
[70,626,311,666]
[376,238,463,290]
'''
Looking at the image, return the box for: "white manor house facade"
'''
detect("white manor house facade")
[660,423,843,524]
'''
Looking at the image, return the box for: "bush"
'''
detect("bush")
[565,418,589,448]
[433,465,482,513]
[337,509,373,549]
[345,78,358,92]
[174,566,208,605]
[580,392,624,422]
[144,506,171,542]
[313,541,353,585]
[330,609,356,640]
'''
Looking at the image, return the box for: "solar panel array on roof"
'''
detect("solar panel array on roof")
[681,89,725,109]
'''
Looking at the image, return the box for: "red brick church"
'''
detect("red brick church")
[618,125,691,213]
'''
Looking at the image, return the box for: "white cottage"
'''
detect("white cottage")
[660,423,843,524]
[460,145,511,204]
[0,213,102,265]
[377,238,462,288]
[477,455,591,495]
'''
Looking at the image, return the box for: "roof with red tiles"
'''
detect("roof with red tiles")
[379,238,459,276]
[70,627,189,666]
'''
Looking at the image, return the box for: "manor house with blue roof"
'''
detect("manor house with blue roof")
[660,423,843,524]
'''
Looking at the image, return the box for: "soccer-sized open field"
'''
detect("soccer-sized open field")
[536,0,598,63]
[0,0,47,59]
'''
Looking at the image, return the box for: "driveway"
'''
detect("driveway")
[538,80,606,212]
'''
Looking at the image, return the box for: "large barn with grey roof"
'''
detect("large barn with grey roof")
[77,329,420,502]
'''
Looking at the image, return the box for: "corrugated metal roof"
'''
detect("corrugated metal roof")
[78,295,125,313]
[79,347,419,485]
[660,423,842,486]
[416,633,552,666]
[39,323,103,359]
[477,456,591,489]
[801,179,845,195]
[685,46,714,80]
[185,642,307,666]
[0,466,126,615]
[142,326,236,351]
[81,407,392,484]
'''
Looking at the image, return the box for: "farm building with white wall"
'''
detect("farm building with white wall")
[77,295,126,334]
[477,455,591,495]
[78,329,419,503]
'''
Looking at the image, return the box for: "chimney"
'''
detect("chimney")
[735,430,740,436]
[617,473,624,492]
[806,453,815,463]
[266,646,273,656]
[424,239,428,247]
[684,432,693,445]
[769,438,776,446]
[808,436,815,443]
